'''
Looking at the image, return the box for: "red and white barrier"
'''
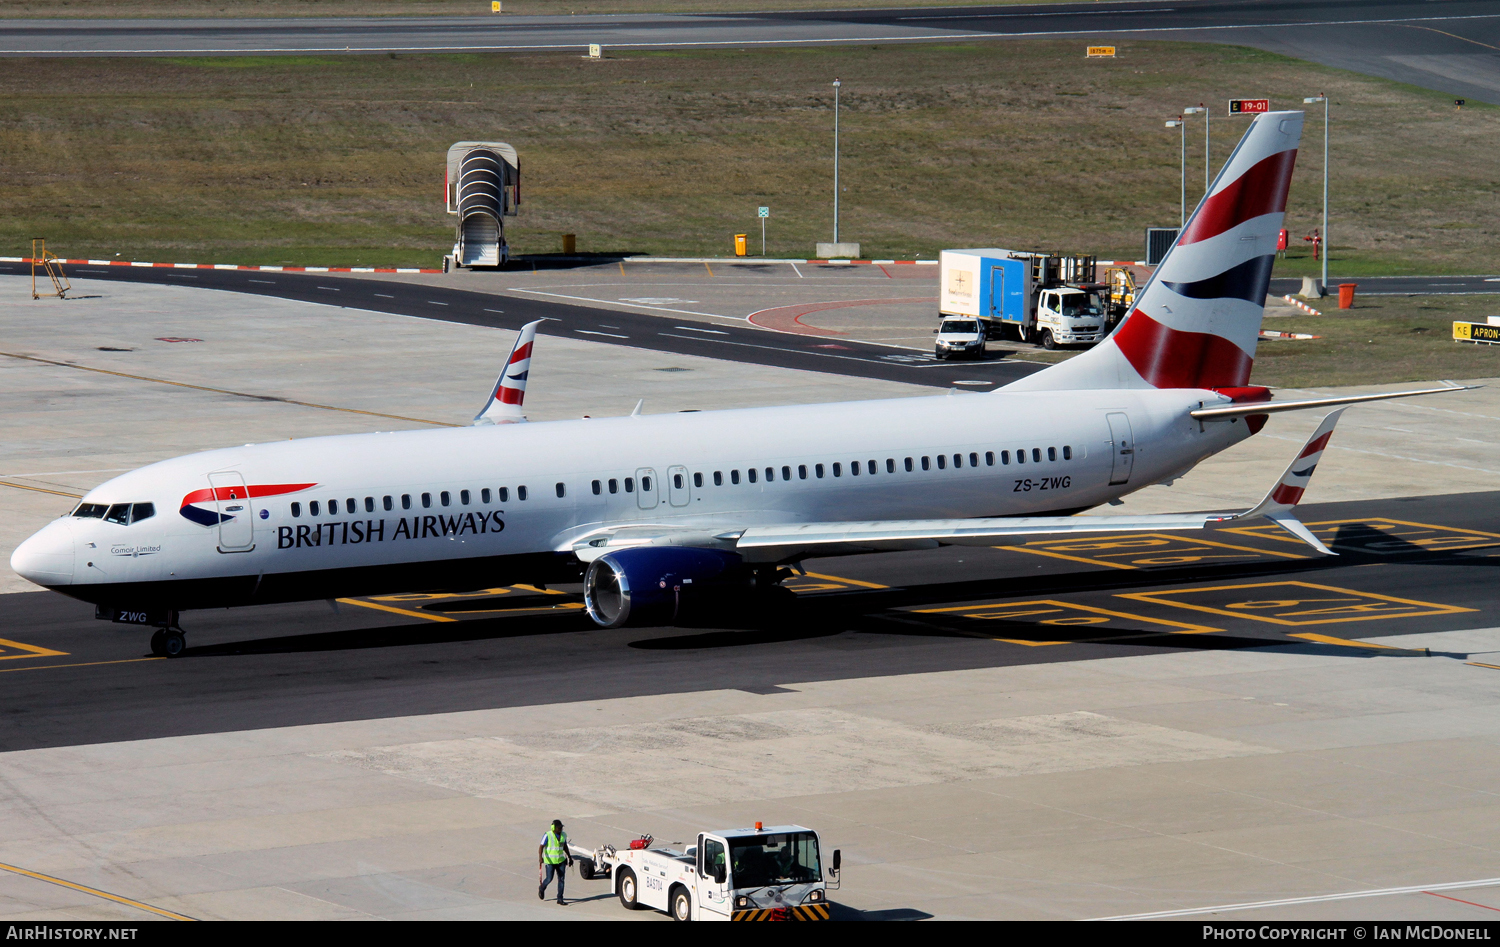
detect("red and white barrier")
[1282,295,1323,316]
[1,256,440,274]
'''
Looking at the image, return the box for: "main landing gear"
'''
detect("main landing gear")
[149,612,186,658]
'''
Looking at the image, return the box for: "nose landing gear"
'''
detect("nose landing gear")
[148,613,186,657]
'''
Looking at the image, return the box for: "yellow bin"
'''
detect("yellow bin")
[734,233,748,257]
[562,233,576,254]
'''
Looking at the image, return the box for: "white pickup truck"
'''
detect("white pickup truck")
[573,824,839,921]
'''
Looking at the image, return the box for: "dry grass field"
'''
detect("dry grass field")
[0,42,1494,273]
[1249,294,1500,388]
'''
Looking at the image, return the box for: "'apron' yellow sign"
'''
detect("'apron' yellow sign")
[1454,321,1500,344]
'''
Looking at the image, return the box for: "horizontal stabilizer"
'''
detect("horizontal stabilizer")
[1191,382,1478,419]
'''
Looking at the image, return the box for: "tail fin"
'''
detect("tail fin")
[1008,110,1303,392]
[473,320,541,425]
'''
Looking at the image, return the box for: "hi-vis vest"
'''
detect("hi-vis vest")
[544,830,568,864]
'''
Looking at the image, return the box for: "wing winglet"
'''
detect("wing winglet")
[473,320,541,425]
[1219,408,1346,554]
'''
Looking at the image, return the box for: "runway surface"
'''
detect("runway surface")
[2,0,1498,103]
[3,491,1495,752]
[0,259,1037,391]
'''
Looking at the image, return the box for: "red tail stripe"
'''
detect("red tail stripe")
[1112,310,1253,389]
[1179,149,1298,246]
[499,387,524,405]
[1271,484,1306,506]
[1298,432,1333,459]
[508,342,533,365]
[180,482,316,507]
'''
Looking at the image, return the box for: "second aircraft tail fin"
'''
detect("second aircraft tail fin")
[473,320,541,425]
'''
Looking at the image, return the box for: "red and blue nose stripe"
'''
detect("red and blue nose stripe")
[179,482,316,527]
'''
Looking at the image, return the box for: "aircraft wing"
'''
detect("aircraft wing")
[565,411,1350,563]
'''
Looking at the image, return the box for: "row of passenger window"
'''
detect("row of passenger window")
[586,446,1074,494]
[289,483,566,518]
[288,443,1077,516]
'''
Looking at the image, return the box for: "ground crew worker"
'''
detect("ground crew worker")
[538,819,572,904]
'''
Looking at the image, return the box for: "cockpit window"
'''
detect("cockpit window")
[78,502,155,524]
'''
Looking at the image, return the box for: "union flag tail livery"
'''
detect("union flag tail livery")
[473,319,542,424]
[1012,110,1303,393]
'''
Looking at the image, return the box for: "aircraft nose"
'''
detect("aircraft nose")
[10,519,74,588]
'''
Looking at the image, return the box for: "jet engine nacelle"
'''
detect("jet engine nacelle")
[582,546,746,628]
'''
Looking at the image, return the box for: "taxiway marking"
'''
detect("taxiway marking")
[1010,532,1306,570]
[1119,580,1476,626]
[1093,874,1500,920]
[0,637,68,661]
[0,860,195,921]
[802,571,889,590]
[1289,632,1428,653]
[0,350,458,427]
[336,598,457,623]
[0,480,84,499]
[0,657,165,674]
[910,599,1220,646]
[1223,517,1500,554]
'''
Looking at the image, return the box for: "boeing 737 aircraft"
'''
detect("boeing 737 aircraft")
[10,111,1474,655]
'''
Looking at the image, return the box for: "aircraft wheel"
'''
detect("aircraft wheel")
[163,631,186,658]
[149,630,166,656]
[1041,329,1057,350]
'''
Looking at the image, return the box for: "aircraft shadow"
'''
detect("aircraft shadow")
[173,613,595,658]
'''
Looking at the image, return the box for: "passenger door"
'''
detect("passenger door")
[1106,412,1135,485]
[635,468,659,510]
[667,465,691,508]
[208,470,255,551]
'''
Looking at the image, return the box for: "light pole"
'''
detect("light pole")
[1165,118,1185,227]
[1183,104,1209,195]
[1304,94,1329,293]
[832,77,841,245]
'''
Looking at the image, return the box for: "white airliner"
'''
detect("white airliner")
[10,111,1474,655]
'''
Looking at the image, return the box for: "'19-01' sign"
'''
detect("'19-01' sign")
[1228,99,1270,114]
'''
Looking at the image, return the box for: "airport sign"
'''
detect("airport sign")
[758,206,769,218]
[1086,46,1116,58]
[1229,98,1270,115]
[1454,320,1500,344]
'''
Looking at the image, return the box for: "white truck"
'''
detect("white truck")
[938,248,1112,352]
[571,824,840,921]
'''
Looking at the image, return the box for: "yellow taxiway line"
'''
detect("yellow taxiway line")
[0,860,195,920]
[336,598,457,622]
[0,657,165,674]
